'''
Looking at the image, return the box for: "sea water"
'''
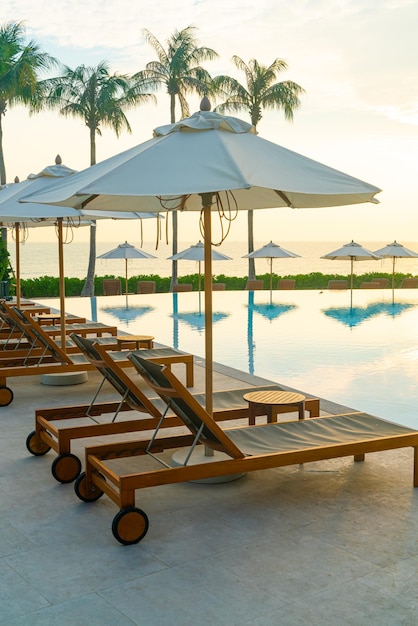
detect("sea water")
[7,240,418,280]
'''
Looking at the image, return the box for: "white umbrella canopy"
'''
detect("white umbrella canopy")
[0,157,161,345]
[321,240,382,306]
[97,241,156,295]
[243,241,300,292]
[0,156,79,346]
[23,104,381,414]
[22,110,381,212]
[167,240,231,291]
[373,240,418,291]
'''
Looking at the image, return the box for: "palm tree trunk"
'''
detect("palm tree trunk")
[247,209,256,280]
[0,112,5,185]
[80,221,97,296]
[0,113,8,243]
[247,122,258,281]
[81,127,97,296]
[169,94,178,291]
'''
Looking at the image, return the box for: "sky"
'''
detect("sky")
[1,0,418,244]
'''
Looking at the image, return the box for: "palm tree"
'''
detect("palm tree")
[0,20,56,185]
[137,26,218,290]
[214,57,305,280]
[44,61,155,295]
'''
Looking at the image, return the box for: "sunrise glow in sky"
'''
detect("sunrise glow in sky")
[2,0,417,243]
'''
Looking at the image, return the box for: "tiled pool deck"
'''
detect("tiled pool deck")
[1,350,418,624]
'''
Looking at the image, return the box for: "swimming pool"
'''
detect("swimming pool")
[40,289,418,428]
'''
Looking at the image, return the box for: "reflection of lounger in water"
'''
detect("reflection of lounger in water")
[27,336,319,484]
[73,353,418,545]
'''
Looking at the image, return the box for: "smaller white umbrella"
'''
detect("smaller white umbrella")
[321,240,381,306]
[243,241,300,293]
[373,240,418,292]
[97,241,156,295]
[168,241,231,291]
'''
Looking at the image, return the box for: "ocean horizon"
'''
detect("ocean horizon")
[7,240,418,280]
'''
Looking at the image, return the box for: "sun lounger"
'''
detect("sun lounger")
[71,354,418,545]
[0,306,117,362]
[27,336,319,483]
[0,313,194,405]
[328,280,348,290]
[0,302,117,354]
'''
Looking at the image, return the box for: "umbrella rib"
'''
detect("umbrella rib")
[274,190,293,208]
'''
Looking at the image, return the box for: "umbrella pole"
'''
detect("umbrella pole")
[198,260,201,292]
[125,258,128,295]
[392,257,396,304]
[57,218,67,352]
[203,204,213,417]
[15,223,21,308]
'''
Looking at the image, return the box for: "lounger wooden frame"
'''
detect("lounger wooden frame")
[74,356,418,545]
[29,338,319,483]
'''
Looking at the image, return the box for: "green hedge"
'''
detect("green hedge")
[17,271,417,298]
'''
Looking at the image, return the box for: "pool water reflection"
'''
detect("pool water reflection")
[42,289,418,428]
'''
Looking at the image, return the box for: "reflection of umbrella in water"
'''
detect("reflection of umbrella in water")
[323,301,415,328]
[101,304,154,326]
[25,102,381,418]
[168,241,231,291]
[250,302,297,322]
[321,240,381,306]
[372,301,415,319]
[172,310,229,333]
[97,241,156,295]
[323,305,382,328]
[373,240,418,296]
[243,241,300,295]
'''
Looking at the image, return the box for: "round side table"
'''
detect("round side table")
[243,390,306,425]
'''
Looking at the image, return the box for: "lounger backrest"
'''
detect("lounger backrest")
[128,353,244,458]
[70,334,161,417]
[20,311,72,364]
[3,305,36,343]
[10,307,45,347]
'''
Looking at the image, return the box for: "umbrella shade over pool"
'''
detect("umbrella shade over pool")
[23,105,381,414]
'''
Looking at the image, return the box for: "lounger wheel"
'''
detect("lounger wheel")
[51,453,82,484]
[112,507,149,545]
[0,386,13,406]
[74,471,104,502]
[26,430,51,456]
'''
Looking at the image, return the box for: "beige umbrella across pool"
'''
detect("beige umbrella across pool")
[243,241,300,294]
[168,240,231,291]
[373,240,418,294]
[321,240,382,306]
[23,102,381,415]
[97,241,156,295]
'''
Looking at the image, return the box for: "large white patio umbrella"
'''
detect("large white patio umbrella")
[321,240,381,306]
[168,240,231,291]
[23,102,381,414]
[373,240,418,294]
[0,157,160,348]
[243,241,300,293]
[97,241,156,295]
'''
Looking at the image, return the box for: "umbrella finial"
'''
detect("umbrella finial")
[200,96,211,111]
[14,176,19,183]
[55,155,62,165]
